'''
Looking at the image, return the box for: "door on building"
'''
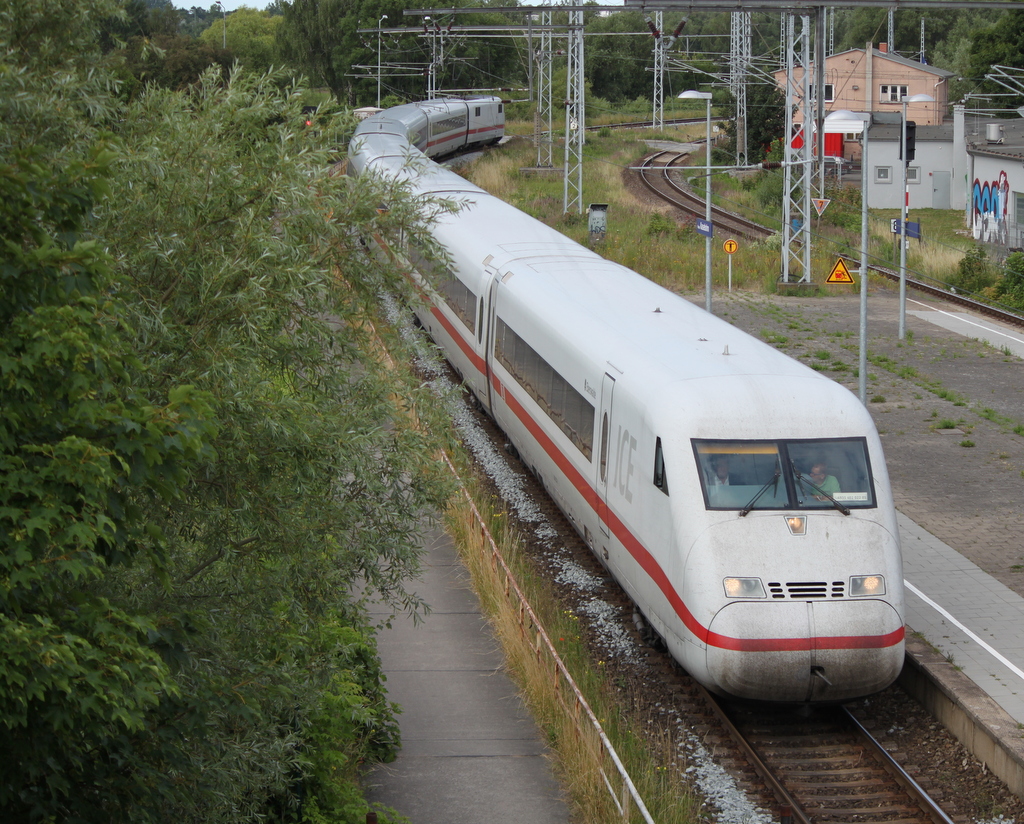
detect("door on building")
[932,171,951,209]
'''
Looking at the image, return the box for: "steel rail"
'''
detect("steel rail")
[638,151,774,241]
[694,682,813,824]
[842,706,958,824]
[869,264,1024,331]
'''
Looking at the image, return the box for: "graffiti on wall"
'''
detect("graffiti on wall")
[972,171,1010,245]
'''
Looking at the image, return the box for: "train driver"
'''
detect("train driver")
[709,455,740,486]
[805,461,840,499]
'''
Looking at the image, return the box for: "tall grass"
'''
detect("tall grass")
[462,122,980,295]
[444,477,702,824]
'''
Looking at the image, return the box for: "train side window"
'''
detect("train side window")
[653,437,669,495]
[475,106,481,116]
[494,317,594,461]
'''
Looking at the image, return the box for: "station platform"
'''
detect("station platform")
[901,511,1024,724]
[362,524,571,824]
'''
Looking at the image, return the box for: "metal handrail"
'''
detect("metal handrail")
[442,451,656,824]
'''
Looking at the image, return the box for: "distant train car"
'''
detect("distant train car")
[349,100,905,704]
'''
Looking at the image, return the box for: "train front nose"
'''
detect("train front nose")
[705,600,905,703]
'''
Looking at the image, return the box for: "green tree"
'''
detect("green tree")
[3,0,458,819]
[0,144,214,823]
[967,10,1024,109]
[720,79,785,164]
[278,0,369,103]
[95,67,457,819]
[585,12,654,103]
[198,6,283,74]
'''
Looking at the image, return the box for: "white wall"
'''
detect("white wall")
[865,139,953,211]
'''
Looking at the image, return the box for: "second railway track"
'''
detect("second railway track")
[637,150,775,243]
[633,150,1024,331]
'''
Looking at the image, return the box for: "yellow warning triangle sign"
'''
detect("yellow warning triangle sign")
[826,258,855,284]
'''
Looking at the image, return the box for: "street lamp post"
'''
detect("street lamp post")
[898,93,934,340]
[819,109,868,405]
[377,14,388,108]
[679,90,714,313]
[215,1,226,49]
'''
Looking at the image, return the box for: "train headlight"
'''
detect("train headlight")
[785,515,807,535]
[850,574,886,597]
[723,577,767,599]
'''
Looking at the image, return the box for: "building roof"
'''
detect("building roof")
[828,47,955,79]
[854,113,1024,162]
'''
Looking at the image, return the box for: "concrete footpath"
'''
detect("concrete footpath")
[363,524,571,824]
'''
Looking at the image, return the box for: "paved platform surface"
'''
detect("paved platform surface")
[363,525,571,824]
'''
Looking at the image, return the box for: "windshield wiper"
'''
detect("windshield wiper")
[792,464,850,515]
[739,466,781,516]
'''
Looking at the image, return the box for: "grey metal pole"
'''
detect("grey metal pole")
[377,15,387,107]
[705,96,713,313]
[898,99,908,340]
[859,122,870,405]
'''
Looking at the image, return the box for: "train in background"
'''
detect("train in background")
[348,97,905,704]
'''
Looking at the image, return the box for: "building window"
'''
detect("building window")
[880,84,908,102]
[907,167,921,184]
[810,83,835,102]
[875,166,892,184]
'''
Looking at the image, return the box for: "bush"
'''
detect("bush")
[949,247,997,295]
[754,172,785,210]
[646,212,677,236]
[998,251,1024,309]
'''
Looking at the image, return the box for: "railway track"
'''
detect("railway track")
[701,686,957,824]
[868,263,1024,331]
[633,151,1024,331]
[637,150,775,242]
[588,116,723,132]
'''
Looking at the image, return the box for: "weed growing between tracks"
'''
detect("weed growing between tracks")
[444,482,702,824]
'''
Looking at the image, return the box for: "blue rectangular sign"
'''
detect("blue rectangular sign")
[696,218,713,238]
[891,219,922,239]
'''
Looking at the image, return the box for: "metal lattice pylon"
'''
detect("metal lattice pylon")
[563,9,584,214]
[535,9,554,167]
[730,11,751,165]
[782,13,813,283]
[651,11,664,131]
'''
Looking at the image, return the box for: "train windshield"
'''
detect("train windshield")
[693,438,876,511]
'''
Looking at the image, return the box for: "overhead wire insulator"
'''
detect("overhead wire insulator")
[665,17,689,49]
[644,15,660,38]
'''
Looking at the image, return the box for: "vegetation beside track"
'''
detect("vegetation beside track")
[464,120,1002,300]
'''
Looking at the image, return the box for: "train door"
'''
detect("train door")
[483,268,502,412]
[596,373,616,548]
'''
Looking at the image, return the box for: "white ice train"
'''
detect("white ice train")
[349,98,905,704]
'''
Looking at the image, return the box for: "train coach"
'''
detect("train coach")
[349,98,905,704]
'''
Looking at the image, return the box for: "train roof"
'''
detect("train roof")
[430,192,871,438]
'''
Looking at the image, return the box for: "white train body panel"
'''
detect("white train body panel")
[350,99,905,704]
